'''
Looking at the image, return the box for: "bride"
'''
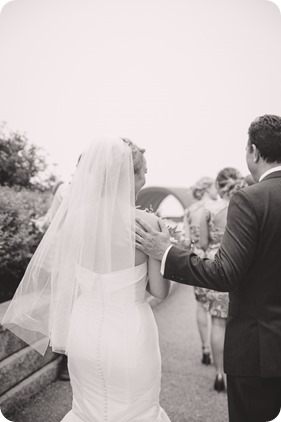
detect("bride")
[2,137,171,421]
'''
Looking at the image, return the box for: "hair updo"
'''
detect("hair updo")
[122,138,146,174]
[215,167,245,198]
[191,177,215,200]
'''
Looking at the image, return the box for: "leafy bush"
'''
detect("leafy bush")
[0,186,51,303]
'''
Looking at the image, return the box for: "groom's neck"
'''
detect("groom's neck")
[254,161,281,182]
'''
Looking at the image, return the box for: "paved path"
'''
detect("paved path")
[6,284,228,422]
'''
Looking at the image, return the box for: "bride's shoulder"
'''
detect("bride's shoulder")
[135,208,160,231]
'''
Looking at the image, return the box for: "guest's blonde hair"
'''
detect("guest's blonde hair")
[215,167,245,198]
[191,177,215,200]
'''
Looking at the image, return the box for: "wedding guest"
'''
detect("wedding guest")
[33,180,71,381]
[183,177,218,365]
[34,153,82,233]
[34,155,82,380]
[34,157,82,381]
[245,173,255,186]
[199,168,245,391]
[34,181,69,233]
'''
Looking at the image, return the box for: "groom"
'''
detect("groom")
[136,114,281,422]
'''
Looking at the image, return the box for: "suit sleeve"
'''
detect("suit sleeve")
[164,190,259,292]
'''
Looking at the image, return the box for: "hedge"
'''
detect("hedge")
[0,186,51,303]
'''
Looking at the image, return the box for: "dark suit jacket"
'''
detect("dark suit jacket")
[164,171,281,377]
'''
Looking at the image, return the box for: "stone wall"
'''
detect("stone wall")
[0,301,62,415]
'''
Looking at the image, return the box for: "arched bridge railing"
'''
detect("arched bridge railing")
[136,186,195,222]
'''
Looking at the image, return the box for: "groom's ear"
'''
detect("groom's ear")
[252,144,260,163]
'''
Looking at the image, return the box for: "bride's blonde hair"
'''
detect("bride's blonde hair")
[122,138,145,174]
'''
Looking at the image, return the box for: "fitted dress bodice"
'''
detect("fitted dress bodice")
[75,262,148,307]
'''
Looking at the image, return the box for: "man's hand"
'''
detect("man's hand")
[135,217,171,261]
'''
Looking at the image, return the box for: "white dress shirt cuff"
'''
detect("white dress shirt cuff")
[160,245,174,275]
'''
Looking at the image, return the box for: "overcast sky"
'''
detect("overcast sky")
[0,0,281,188]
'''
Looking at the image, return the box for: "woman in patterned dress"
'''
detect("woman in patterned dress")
[199,168,246,392]
[183,177,218,365]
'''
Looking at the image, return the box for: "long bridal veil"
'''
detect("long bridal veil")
[1,138,136,355]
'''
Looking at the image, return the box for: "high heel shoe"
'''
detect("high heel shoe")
[214,374,225,392]
[202,348,211,365]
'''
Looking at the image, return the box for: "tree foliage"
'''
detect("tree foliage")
[0,123,56,190]
[0,123,59,302]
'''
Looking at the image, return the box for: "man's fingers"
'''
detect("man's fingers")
[135,225,146,238]
[135,240,145,252]
[135,233,143,244]
[136,217,154,233]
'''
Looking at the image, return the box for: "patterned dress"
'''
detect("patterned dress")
[203,201,229,319]
[184,201,210,305]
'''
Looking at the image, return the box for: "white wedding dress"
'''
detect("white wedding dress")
[1,138,170,422]
[61,261,171,422]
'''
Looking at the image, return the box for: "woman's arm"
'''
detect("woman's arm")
[137,210,171,299]
[199,209,210,251]
[147,256,171,299]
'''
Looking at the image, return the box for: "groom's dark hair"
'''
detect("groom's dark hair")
[248,115,281,163]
